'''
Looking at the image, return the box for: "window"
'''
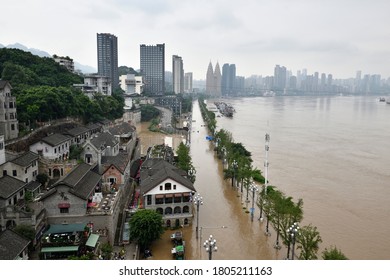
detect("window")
[3,170,7,176]
[165,183,172,191]
[0,142,3,150]
[13,170,17,176]
[11,124,15,131]
[20,190,24,197]
[60,208,69,214]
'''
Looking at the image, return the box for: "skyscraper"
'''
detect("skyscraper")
[206,62,221,97]
[97,33,119,91]
[172,55,184,94]
[184,72,193,93]
[222,63,236,96]
[140,44,165,95]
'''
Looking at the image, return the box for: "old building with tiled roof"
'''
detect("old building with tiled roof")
[0,229,30,259]
[139,158,196,227]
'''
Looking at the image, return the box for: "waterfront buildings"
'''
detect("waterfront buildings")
[140,44,165,95]
[97,33,119,91]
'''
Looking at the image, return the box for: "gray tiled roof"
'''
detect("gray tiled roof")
[0,80,11,89]
[10,151,39,167]
[108,122,135,136]
[61,163,92,187]
[90,132,118,150]
[24,180,42,191]
[101,151,130,174]
[54,163,101,199]
[140,159,196,194]
[86,123,102,131]
[0,176,26,199]
[65,126,90,136]
[0,230,30,260]
[41,133,71,146]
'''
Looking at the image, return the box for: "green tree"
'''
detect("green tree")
[100,242,113,260]
[296,224,322,260]
[140,104,160,122]
[129,209,164,248]
[36,173,49,186]
[176,142,196,182]
[322,246,348,260]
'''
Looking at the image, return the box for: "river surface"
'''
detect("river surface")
[149,95,390,260]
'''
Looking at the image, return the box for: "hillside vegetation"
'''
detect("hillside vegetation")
[0,48,124,126]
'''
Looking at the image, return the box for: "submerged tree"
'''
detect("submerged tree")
[322,246,348,260]
[296,224,322,260]
[129,209,164,248]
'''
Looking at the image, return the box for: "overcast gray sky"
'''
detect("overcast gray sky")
[2,0,390,80]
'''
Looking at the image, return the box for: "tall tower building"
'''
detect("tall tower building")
[274,65,286,91]
[172,55,184,94]
[140,44,165,95]
[214,62,222,97]
[184,72,193,93]
[97,33,119,91]
[206,62,215,95]
[221,63,237,96]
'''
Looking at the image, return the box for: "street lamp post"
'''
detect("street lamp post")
[264,200,271,236]
[203,235,218,260]
[194,193,203,239]
[232,160,238,188]
[249,184,259,222]
[287,222,299,260]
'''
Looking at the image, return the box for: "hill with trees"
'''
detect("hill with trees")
[0,48,124,128]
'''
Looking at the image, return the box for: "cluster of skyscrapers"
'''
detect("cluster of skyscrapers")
[206,62,245,97]
[96,33,192,95]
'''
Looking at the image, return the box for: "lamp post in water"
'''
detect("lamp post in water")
[194,193,203,239]
[249,184,259,222]
[204,235,218,260]
[287,222,299,260]
[232,160,238,188]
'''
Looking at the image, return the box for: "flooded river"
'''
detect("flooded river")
[148,95,390,260]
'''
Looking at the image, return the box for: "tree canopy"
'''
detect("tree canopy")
[1,48,124,126]
[129,209,164,248]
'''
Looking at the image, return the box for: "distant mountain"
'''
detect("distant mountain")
[0,42,97,74]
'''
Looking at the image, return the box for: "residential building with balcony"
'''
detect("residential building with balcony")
[139,158,196,227]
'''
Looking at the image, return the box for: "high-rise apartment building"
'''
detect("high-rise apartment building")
[184,72,193,93]
[222,63,237,96]
[172,55,184,94]
[273,65,287,91]
[140,44,165,95]
[97,33,119,91]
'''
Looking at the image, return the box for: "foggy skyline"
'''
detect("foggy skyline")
[2,0,390,80]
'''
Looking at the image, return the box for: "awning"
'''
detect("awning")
[174,193,182,197]
[86,234,99,248]
[41,246,79,253]
[155,194,164,199]
[58,203,70,208]
[165,194,173,198]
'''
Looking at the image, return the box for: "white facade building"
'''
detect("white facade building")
[119,74,144,94]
